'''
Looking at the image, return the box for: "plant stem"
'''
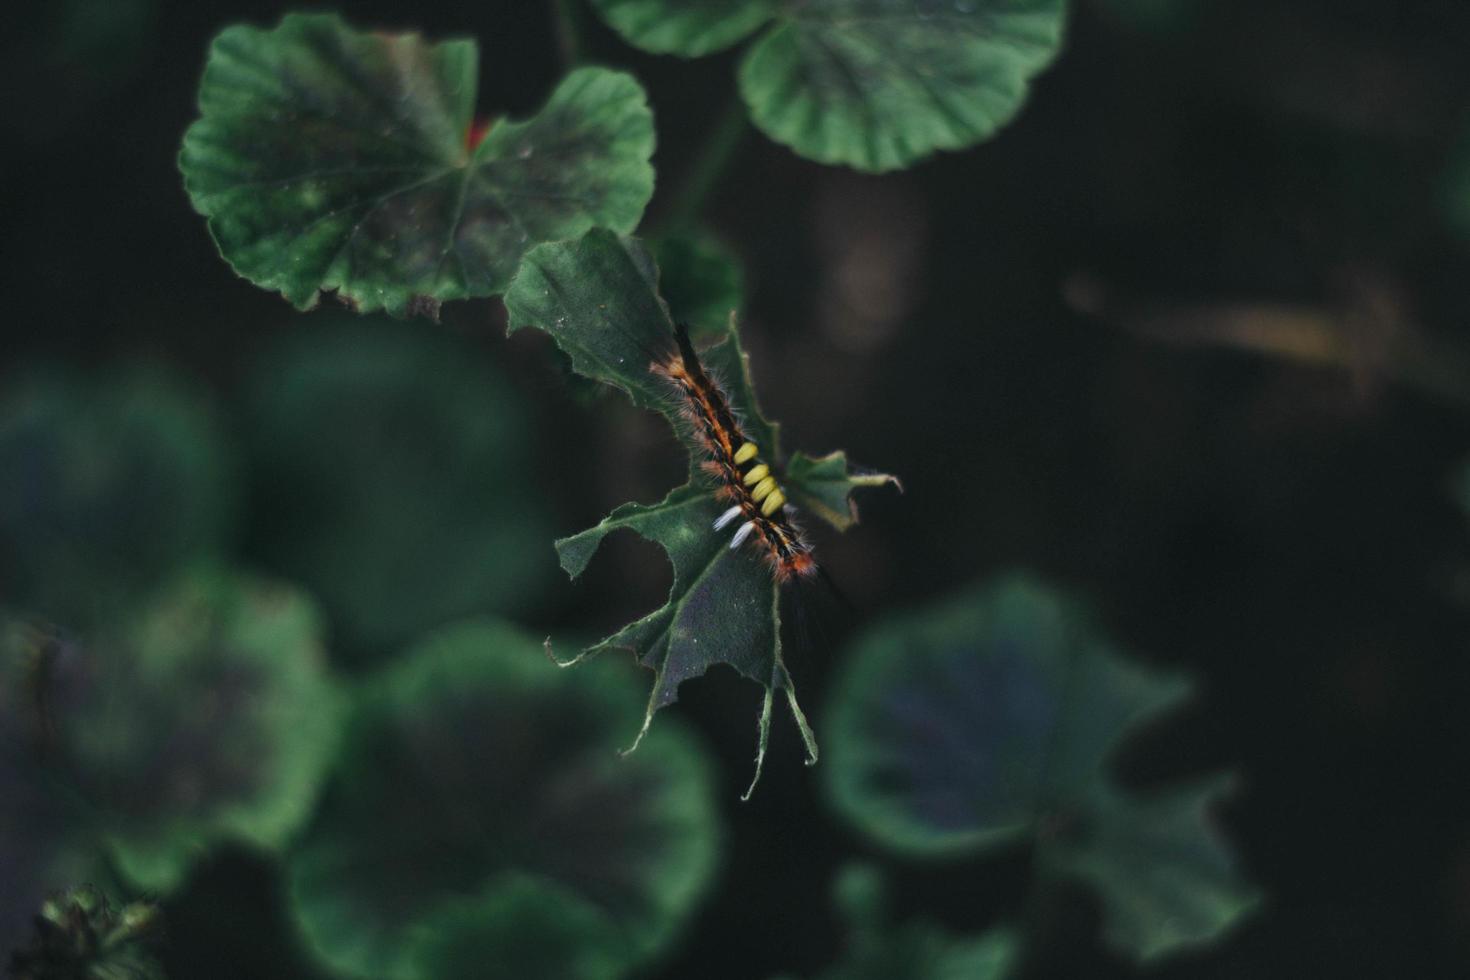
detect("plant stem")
[553,0,588,69]
[657,94,751,235]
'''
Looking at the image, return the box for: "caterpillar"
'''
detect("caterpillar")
[651,324,818,582]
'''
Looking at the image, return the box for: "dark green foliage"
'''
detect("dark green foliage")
[402,874,627,980]
[7,886,163,980]
[505,229,897,793]
[180,13,656,316]
[7,570,341,895]
[287,620,719,980]
[245,319,556,659]
[0,368,236,628]
[824,576,1260,960]
[72,569,340,892]
[587,0,778,57]
[588,0,1068,171]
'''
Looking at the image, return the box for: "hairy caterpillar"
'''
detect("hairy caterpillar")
[652,324,819,582]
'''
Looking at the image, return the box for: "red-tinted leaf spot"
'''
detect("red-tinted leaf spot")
[465,117,493,153]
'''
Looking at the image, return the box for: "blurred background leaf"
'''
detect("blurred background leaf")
[777,865,1020,980]
[823,576,1260,960]
[244,318,556,664]
[180,13,655,316]
[402,873,628,980]
[46,567,340,895]
[0,367,238,630]
[287,619,720,980]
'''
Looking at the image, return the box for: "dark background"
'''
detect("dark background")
[7,0,1470,976]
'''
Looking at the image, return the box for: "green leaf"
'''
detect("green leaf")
[590,0,777,56]
[246,318,557,660]
[823,575,1260,961]
[588,0,1067,172]
[0,367,237,629]
[180,13,655,316]
[286,620,719,980]
[504,229,897,795]
[404,874,628,980]
[1045,774,1257,961]
[785,451,902,532]
[53,568,342,893]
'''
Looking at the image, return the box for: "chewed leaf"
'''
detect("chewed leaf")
[785,451,903,531]
[587,0,1067,172]
[824,575,1261,961]
[287,621,719,980]
[53,567,341,893]
[181,13,654,316]
[552,483,809,783]
[505,229,896,794]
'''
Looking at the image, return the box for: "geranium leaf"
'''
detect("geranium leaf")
[287,620,719,980]
[824,575,1261,961]
[590,0,776,56]
[51,567,341,894]
[588,0,1067,172]
[505,229,897,795]
[1044,773,1258,961]
[403,874,629,980]
[180,13,655,316]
